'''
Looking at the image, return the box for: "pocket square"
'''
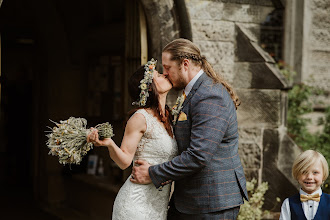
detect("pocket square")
[178,112,187,121]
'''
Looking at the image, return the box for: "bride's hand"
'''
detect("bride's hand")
[87,128,114,147]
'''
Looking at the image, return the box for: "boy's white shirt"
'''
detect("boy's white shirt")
[279,188,322,220]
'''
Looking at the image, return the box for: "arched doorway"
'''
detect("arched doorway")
[0,0,183,218]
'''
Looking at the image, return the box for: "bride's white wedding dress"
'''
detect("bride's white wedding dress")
[112,109,178,220]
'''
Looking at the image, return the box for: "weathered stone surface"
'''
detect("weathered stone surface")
[239,142,261,168]
[194,39,235,83]
[236,24,275,62]
[236,89,282,127]
[310,93,330,108]
[311,0,330,10]
[310,29,330,50]
[233,62,288,89]
[312,9,330,29]
[232,62,253,88]
[186,0,224,20]
[243,168,259,181]
[277,132,301,188]
[221,3,274,23]
[309,50,330,64]
[186,0,274,23]
[214,0,273,6]
[194,40,235,83]
[238,126,263,143]
[194,40,235,65]
[305,65,330,91]
[235,23,261,42]
[141,0,180,62]
[262,129,298,210]
[213,63,235,84]
[191,20,235,42]
[251,63,288,89]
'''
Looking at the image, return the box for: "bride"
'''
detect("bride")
[87,59,178,219]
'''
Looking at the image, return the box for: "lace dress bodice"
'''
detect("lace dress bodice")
[112,109,178,220]
[133,109,178,165]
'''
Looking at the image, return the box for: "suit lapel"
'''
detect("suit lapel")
[181,72,208,109]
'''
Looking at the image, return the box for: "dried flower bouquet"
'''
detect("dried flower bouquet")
[46,117,114,165]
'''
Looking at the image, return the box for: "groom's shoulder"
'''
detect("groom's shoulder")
[199,77,228,97]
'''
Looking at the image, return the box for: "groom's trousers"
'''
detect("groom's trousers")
[167,204,240,220]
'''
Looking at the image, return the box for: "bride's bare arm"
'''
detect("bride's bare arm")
[87,113,146,170]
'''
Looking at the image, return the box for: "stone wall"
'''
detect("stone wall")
[303,0,330,91]
[284,0,330,133]
[185,0,301,210]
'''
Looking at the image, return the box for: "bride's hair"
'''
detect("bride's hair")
[163,38,240,109]
[128,65,173,138]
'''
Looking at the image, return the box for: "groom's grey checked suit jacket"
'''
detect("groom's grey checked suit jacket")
[149,73,249,214]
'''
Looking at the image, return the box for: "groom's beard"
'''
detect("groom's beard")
[172,72,186,91]
[173,81,186,91]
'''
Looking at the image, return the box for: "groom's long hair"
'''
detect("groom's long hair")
[163,38,240,109]
[128,65,173,138]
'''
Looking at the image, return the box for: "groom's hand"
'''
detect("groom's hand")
[130,160,152,184]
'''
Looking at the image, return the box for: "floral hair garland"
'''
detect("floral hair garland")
[132,58,157,106]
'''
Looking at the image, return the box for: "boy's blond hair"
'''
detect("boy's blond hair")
[292,150,329,181]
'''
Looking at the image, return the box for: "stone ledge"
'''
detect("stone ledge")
[236,24,275,63]
[236,89,282,127]
[233,62,289,89]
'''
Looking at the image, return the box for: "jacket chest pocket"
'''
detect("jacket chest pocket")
[174,116,191,152]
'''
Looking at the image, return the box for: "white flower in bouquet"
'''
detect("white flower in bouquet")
[46,117,114,165]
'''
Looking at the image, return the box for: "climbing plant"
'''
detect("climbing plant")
[278,62,330,193]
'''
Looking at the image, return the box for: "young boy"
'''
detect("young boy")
[279,150,330,220]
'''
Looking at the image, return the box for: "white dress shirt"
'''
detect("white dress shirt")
[279,188,322,220]
[184,69,204,96]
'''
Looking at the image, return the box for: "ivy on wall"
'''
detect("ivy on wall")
[278,62,330,193]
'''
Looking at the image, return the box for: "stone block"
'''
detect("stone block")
[232,62,253,88]
[186,0,224,20]
[235,23,261,42]
[236,89,282,127]
[218,0,273,6]
[262,129,298,211]
[238,126,263,143]
[236,24,275,63]
[311,0,330,10]
[309,50,330,64]
[192,20,235,42]
[243,168,260,181]
[233,62,288,89]
[278,133,302,188]
[186,0,273,23]
[250,62,288,89]
[310,93,330,109]
[194,40,235,65]
[213,63,235,84]
[304,65,330,91]
[310,28,330,50]
[221,3,274,23]
[238,142,261,168]
[312,9,330,29]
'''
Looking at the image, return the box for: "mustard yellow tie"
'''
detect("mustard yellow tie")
[300,194,320,202]
[183,91,186,100]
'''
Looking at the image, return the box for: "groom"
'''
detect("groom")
[131,38,248,219]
